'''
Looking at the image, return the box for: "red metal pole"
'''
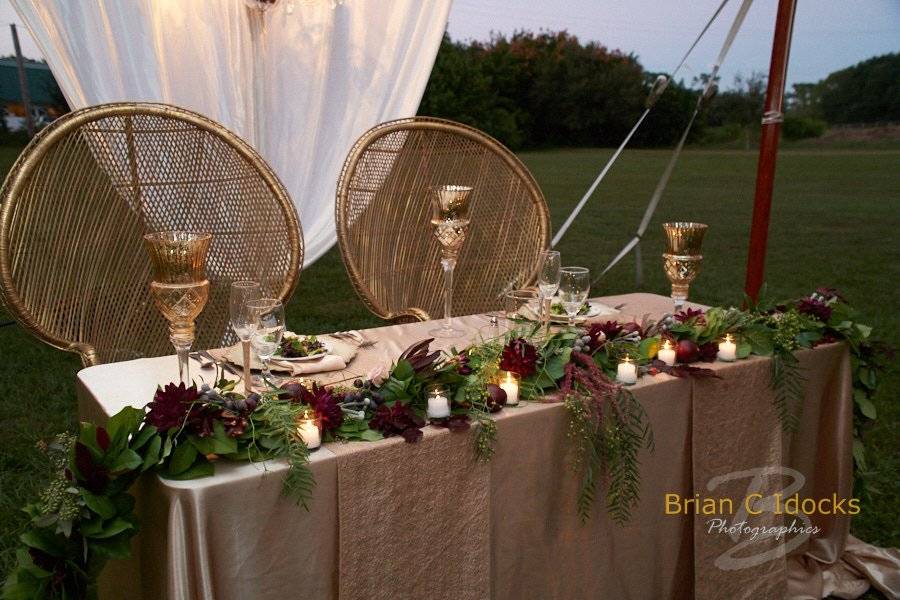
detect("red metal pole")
[743,0,798,301]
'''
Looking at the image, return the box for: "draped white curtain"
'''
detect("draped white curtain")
[11,0,452,266]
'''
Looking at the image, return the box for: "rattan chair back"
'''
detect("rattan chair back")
[336,117,550,322]
[0,103,302,366]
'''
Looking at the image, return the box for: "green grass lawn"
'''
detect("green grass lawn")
[1,144,897,581]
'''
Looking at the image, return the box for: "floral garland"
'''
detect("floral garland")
[3,289,889,599]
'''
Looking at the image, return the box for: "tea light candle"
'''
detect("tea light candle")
[718,334,737,362]
[296,412,321,450]
[427,387,451,419]
[499,370,520,406]
[617,355,638,385]
[658,340,676,366]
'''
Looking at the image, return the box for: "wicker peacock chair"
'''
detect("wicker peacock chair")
[0,102,303,366]
[336,117,550,323]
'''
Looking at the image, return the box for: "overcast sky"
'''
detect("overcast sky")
[0,0,897,88]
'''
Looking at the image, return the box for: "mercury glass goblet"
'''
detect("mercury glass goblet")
[429,184,473,338]
[143,231,212,383]
[662,222,708,312]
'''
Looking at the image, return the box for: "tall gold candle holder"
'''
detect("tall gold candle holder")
[662,222,707,311]
[143,231,212,383]
[429,185,473,337]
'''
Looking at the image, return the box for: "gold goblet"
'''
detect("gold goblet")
[429,185,473,337]
[662,222,707,312]
[143,231,212,383]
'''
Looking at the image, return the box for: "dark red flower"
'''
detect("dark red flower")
[588,321,622,343]
[431,414,471,432]
[620,321,645,338]
[674,308,705,324]
[74,441,109,493]
[95,427,110,452]
[797,297,832,323]
[814,287,844,302]
[146,382,199,432]
[278,382,344,432]
[499,338,539,378]
[369,402,425,443]
[456,351,473,375]
[698,342,719,363]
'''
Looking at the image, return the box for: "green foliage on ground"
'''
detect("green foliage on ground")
[0,145,897,583]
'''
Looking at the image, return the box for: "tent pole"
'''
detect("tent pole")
[743,0,798,302]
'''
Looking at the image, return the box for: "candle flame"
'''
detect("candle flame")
[724,334,734,343]
[662,340,672,350]
[623,355,631,364]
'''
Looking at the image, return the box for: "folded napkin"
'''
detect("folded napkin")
[218,332,360,376]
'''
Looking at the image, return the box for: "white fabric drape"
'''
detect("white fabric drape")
[11,0,452,266]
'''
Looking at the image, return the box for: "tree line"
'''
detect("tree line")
[418,32,899,149]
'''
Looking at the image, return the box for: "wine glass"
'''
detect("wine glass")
[429,184,474,338]
[248,298,285,389]
[559,267,590,327]
[230,281,261,391]
[537,250,561,330]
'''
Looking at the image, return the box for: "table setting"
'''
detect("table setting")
[7,208,897,600]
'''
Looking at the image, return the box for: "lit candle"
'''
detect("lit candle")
[718,334,737,362]
[426,387,451,419]
[499,371,520,406]
[296,412,321,450]
[658,340,676,366]
[616,355,638,385]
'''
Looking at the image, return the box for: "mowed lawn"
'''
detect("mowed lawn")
[1,145,898,577]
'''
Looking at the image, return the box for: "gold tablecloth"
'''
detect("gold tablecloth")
[76,293,897,599]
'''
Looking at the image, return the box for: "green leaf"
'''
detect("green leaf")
[159,459,215,481]
[795,331,822,348]
[19,530,65,557]
[855,394,877,420]
[190,422,238,455]
[141,435,162,471]
[392,360,414,381]
[736,342,752,359]
[106,407,144,450]
[109,449,143,473]
[90,532,135,559]
[741,326,775,356]
[81,489,116,519]
[168,441,198,476]
[852,439,867,471]
[855,323,872,339]
[359,429,384,442]
[83,517,134,540]
[130,425,158,452]
[638,337,660,361]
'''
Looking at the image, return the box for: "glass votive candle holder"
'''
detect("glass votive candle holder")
[426,385,451,419]
[295,410,322,450]
[497,370,520,406]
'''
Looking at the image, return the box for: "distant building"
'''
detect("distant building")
[0,57,67,131]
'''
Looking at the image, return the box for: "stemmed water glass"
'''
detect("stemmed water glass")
[559,267,590,327]
[230,281,261,392]
[537,250,561,330]
[248,298,285,389]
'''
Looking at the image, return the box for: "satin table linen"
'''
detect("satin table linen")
[76,293,862,599]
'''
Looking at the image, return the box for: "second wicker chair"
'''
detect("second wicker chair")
[336,117,550,323]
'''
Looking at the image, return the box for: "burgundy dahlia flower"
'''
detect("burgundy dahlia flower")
[146,382,199,432]
[499,337,539,378]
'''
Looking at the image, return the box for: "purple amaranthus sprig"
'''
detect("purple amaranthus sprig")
[674,307,705,324]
